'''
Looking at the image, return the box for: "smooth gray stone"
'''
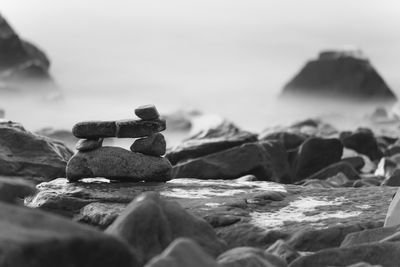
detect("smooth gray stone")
[75,138,103,151]
[135,104,160,120]
[130,133,166,156]
[66,146,172,182]
[116,119,166,138]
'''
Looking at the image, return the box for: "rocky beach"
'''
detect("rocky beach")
[2,2,400,267]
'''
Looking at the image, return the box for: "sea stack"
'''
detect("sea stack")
[281,48,397,100]
[66,105,172,182]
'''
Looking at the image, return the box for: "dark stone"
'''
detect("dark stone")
[116,119,166,138]
[0,121,73,181]
[281,50,397,100]
[145,238,219,267]
[341,225,400,247]
[259,131,307,150]
[266,240,301,264]
[66,147,172,182]
[286,221,382,252]
[130,133,166,156]
[166,121,257,165]
[106,192,227,265]
[381,169,400,186]
[306,162,360,181]
[292,137,343,181]
[134,104,160,120]
[0,201,139,267]
[75,138,103,151]
[340,128,383,161]
[289,242,400,267]
[203,214,241,228]
[341,156,365,171]
[385,145,400,157]
[171,141,292,182]
[72,121,117,138]
[217,247,287,267]
[0,176,37,204]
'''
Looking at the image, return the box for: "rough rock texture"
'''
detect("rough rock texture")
[106,192,227,265]
[292,137,343,181]
[341,225,400,247]
[266,240,301,264]
[144,238,219,267]
[135,104,160,120]
[340,128,383,161]
[0,176,37,204]
[281,50,396,100]
[72,121,117,138]
[116,119,166,138]
[0,201,139,267]
[0,121,73,181]
[306,162,360,181]
[259,131,307,150]
[167,120,257,165]
[66,147,172,182]
[289,242,400,267]
[130,133,166,156]
[217,247,287,267]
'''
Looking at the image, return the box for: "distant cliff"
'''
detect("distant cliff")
[281,49,396,100]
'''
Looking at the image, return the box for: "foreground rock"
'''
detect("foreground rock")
[66,147,172,182]
[0,176,37,204]
[0,121,73,182]
[217,247,287,267]
[281,49,396,100]
[106,192,227,265]
[0,201,138,267]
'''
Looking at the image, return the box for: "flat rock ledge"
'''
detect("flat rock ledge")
[26,177,396,248]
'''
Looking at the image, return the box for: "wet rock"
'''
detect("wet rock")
[0,201,139,267]
[341,225,400,247]
[353,175,383,187]
[0,121,73,181]
[135,104,160,120]
[167,120,257,165]
[72,121,117,138]
[266,240,301,264]
[204,214,241,228]
[286,222,382,252]
[75,202,126,227]
[130,133,166,156]
[75,138,103,151]
[144,238,219,267]
[0,176,36,204]
[66,147,172,182]
[217,247,287,267]
[306,162,360,181]
[259,131,307,150]
[281,49,396,100]
[341,156,365,172]
[172,142,270,180]
[116,119,166,138]
[106,192,227,265]
[385,145,400,157]
[292,137,343,181]
[340,128,383,161]
[289,242,400,267]
[343,263,383,267]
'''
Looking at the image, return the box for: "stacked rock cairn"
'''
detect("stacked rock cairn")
[66,104,172,182]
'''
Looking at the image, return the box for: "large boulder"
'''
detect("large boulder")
[66,146,172,182]
[106,192,227,265]
[340,128,383,161]
[0,201,138,267]
[166,120,257,165]
[0,121,73,182]
[217,247,287,267]
[172,141,292,182]
[281,49,396,100]
[0,13,54,91]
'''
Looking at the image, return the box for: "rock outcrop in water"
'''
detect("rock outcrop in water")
[0,13,55,93]
[281,49,397,100]
[67,105,172,182]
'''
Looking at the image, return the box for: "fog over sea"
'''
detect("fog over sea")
[2,0,400,132]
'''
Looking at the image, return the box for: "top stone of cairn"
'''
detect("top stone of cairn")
[134,104,160,120]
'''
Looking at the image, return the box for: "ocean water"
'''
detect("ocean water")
[1,0,400,132]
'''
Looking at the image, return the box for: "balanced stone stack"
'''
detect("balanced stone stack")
[66,105,172,182]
